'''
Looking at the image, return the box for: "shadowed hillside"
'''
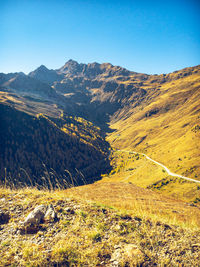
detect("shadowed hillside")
[0,103,110,188]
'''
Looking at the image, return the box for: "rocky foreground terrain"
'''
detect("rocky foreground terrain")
[0,188,200,266]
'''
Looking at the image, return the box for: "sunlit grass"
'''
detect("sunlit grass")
[65,182,200,229]
[1,185,200,266]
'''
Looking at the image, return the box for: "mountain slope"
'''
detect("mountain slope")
[0,72,57,98]
[107,65,200,180]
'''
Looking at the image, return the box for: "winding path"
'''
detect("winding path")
[116,149,200,184]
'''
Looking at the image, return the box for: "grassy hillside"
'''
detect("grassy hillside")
[66,181,200,228]
[99,150,200,204]
[100,66,200,203]
[108,66,200,180]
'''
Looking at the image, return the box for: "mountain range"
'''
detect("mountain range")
[0,60,200,190]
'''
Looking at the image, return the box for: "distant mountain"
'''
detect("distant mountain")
[0,72,57,98]
[58,59,133,78]
[58,59,84,75]
[29,65,63,85]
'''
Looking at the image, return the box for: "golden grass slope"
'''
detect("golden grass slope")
[99,150,200,204]
[66,181,200,229]
[108,66,200,181]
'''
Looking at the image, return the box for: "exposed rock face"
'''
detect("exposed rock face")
[58,59,84,75]
[0,72,57,98]
[57,60,132,79]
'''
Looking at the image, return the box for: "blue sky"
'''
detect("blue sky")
[1,0,200,74]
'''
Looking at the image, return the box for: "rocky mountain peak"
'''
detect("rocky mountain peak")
[58,59,81,74]
[29,65,50,76]
[66,59,78,64]
[29,65,62,85]
[37,64,49,71]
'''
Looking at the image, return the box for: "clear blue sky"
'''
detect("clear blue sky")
[1,0,200,74]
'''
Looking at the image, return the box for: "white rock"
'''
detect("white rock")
[24,205,47,225]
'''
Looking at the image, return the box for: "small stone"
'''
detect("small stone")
[73,205,80,210]
[110,250,121,262]
[124,244,139,255]
[24,205,47,225]
[14,256,19,261]
[19,224,40,234]
[111,260,119,266]
[0,209,10,224]
[123,244,144,263]
[64,198,71,202]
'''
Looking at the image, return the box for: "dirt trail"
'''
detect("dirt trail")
[117,149,200,184]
